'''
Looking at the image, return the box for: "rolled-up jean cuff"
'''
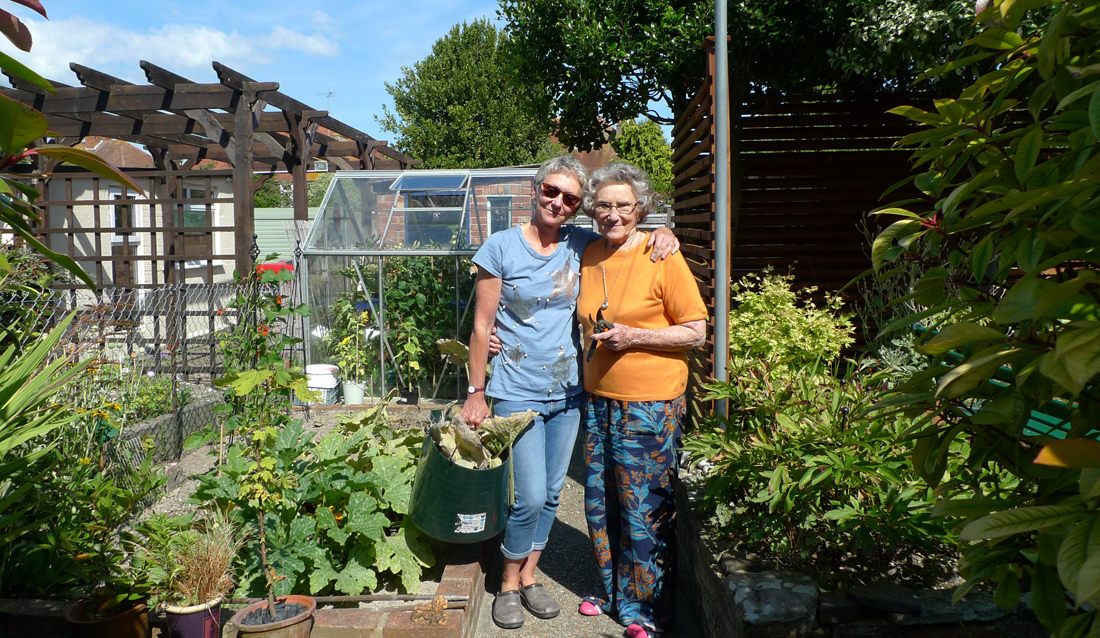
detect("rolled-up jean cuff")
[501,545,534,561]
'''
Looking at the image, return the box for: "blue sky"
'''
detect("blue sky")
[0,0,507,144]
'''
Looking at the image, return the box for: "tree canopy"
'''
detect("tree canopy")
[377,19,553,169]
[499,0,979,150]
[611,119,673,196]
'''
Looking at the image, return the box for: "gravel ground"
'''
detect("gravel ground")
[475,432,701,638]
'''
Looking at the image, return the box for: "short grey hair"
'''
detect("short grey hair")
[533,155,589,195]
[583,161,657,221]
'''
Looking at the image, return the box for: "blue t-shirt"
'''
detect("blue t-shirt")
[472,224,599,401]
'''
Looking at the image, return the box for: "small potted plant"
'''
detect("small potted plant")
[61,457,165,638]
[322,295,378,405]
[130,510,243,638]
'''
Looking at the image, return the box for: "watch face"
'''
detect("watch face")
[467,385,477,394]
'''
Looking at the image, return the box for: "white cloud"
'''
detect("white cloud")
[0,17,337,85]
[267,26,337,57]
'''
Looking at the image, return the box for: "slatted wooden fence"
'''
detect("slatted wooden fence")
[670,66,930,416]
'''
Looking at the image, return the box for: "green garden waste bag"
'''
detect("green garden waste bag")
[409,435,509,543]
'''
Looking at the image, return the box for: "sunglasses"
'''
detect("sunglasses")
[540,183,582,209]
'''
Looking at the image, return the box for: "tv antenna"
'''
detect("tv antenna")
[318,89,335,111]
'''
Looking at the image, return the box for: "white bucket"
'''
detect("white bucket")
[305,364,339,389]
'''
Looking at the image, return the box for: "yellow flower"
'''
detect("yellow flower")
[79,457,91,465]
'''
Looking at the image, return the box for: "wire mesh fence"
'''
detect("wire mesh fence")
[4,277,305,474]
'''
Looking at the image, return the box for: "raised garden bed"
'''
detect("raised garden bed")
[676,474,1050,638]
[0,541,492,638]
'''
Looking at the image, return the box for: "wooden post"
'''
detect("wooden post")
[233,91,256,278]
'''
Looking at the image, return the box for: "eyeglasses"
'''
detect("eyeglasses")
[539,183,582,209]
[593,201,638,215]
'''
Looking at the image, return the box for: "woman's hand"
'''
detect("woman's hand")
[591,323,635,351]
[461,392,491,429]
[646,226,680,261]
[487,326,502,357]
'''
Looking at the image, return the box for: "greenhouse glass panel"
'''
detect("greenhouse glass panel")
[390,173,467,191]
[300,169,538,404]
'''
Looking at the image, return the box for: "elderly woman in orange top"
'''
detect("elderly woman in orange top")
[575,162,707,638]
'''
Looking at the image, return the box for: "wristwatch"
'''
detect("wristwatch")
[467,385,485,395]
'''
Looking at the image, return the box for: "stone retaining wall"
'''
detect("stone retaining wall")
[676,473,1051,638]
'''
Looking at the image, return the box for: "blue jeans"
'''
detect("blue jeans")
[493,394,583,560]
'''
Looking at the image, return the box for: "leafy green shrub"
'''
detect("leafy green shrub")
[356,256,475,394]
[728,270,854,372]
[867,1,1100,631]
[685,273,953,585]
[191,402,434,596]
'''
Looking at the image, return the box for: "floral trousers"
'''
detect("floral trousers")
[583,392,684,633]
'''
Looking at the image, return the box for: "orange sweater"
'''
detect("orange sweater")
[578,235,708,401]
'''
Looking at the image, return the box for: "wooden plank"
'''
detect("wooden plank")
[670,110,713,162]
[671,192,713,211]
[672,155,713,186]
[741,138,899,152]
[671,173,713,199]
[671,76,713,141]
[740,125,921,141]
[672,134,712,173]
[670,211,714,225]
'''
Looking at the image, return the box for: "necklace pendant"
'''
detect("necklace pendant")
[600,301,609,310]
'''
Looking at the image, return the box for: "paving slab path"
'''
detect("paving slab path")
[474,432,702,638]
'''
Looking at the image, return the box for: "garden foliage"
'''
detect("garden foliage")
[351,255,476,394]
[191,404,434,596]
[869,0,1100,632]
[684,273,953,581]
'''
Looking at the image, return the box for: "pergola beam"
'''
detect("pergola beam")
[2,59,420,278]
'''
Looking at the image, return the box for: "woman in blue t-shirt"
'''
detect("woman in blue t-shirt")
[461,156,679,630]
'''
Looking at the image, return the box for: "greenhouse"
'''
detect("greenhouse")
[299,168,540,402]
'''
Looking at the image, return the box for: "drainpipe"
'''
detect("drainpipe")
[713,0,730,418]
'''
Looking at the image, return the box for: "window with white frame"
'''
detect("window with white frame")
[110,187,139,245]
[486,196,513,235]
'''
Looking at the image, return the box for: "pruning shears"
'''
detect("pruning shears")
[585,308,615,363]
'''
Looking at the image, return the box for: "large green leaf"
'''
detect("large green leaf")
[1015,126,1044,182]
[1030,560,1067,629]
[931,498,1004,519]
[960,504,1085,540]
[335,544,377,595]
[917,323,1005,355]
[1058,516,1100,600]
[936,348,1023,398]
[346,492,388,542]
[994,278,1055,324]
[1045,326,1100,397]
[0,94,46,157]
[871,217,923,272]
[375,519,434,593]
[0,50,51,93]
[316,505,349,545]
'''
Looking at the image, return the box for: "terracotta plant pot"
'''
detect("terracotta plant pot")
[229,595,315,638]
[164,597,221,638]
[66,600,149,638]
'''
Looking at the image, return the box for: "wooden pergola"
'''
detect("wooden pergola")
[0,60,418,279]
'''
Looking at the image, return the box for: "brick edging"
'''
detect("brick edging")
[310,541,489,638]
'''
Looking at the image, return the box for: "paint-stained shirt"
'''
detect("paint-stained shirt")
[472,223,598,401]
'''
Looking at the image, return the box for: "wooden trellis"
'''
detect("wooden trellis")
[1,60,418,284]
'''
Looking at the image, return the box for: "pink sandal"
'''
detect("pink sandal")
[579,597,603,616]
[625,623,655,638]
